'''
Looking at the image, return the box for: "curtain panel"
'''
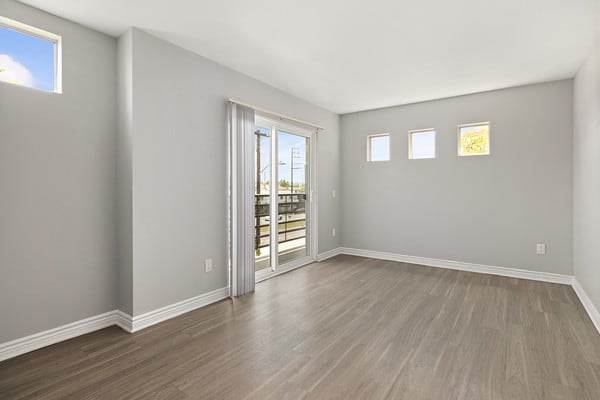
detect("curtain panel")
[227,102,256,296]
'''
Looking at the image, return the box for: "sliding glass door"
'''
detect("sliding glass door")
[277,130,309,265]
[254,126,272,272]
[254,116,315,278]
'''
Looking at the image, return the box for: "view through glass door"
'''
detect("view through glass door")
[254,117,314,277]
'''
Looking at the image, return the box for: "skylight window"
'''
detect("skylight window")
[0,16,61,93]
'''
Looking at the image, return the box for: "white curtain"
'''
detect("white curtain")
[228,102,256,296]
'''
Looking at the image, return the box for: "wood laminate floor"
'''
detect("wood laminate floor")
[1,255,600,399]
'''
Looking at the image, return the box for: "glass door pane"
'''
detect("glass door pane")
[254,126,271,272]
[277,130,309,265]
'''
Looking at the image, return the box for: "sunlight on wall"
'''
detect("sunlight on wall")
[459,124,490,156]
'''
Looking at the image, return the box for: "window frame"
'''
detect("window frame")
[0,15,62,93]
[408,128,436,160]
[366,133,390,162]
[457,121,491,157]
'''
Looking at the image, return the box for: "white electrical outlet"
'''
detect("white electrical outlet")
[332,228,336,237]
[536,243,546,255]
[332,189,336,198]
[205,259,213,272]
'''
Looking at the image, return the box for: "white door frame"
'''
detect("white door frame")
[254,114,318,282]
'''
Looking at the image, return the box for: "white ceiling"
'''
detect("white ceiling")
[18,0,598,114]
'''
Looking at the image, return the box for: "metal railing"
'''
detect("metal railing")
[255,193,306,252]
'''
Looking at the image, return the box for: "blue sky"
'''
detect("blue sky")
[255,127,307,187]
[410,130,435,159]
[370,135,389,161]
[0,25,54,91]
[370,132,436,161]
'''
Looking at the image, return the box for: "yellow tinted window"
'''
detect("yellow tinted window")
[459,123,490,156]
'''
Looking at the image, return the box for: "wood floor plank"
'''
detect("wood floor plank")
[1,255,599,400]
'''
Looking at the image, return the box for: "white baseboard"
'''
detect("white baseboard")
[2,255,597,363]
[0,311,118,362]
[317,247,342,262]
[114,310,133,333]
[0,287,230,362]
[572,279,600,334]
[127,287,230,332]
[340,247,573,285]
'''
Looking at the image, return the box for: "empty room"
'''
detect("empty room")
[1,0,599,399]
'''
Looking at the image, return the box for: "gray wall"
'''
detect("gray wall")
[574,9,600,311]
[0,1,118,342]
[341,80,573,275]
[126,29,341,316]
[1,0,589,345]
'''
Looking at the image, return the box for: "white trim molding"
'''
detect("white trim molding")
[2,255,598,363]
[317,247,342,262]
[572,279,600,334]
[127,287,229,332]
[114,310,133,333]
[0,287,230,362]
[340,247,572,284]
[256,257,316,283]
[0,16,63,94]
[0,311,117,362]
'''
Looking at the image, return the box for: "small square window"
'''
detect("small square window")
[409,129,436,159]
[458,122,490,156]
[0,16,61,93]
[367,134,390,162]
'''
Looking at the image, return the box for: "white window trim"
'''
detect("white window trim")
[0,15,62,94]
[367,133,390,162]
[408,128,436,160]
[254,114,318,280]
[457,121,491,157]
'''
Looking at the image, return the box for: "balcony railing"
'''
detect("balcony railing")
[254,193,306,252]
